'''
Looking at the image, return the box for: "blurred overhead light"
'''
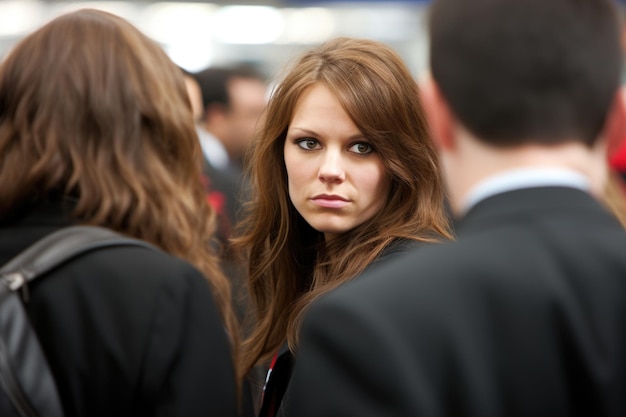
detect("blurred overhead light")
[50,2,140,24]
[140,2,216,45]
[335,5,420,41]
[0,0,44,37]
[212,6,284,44]
[165,44,213,73]
[279,8,335,44]
[140,3,217,72]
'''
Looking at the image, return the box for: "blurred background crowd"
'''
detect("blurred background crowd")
[2,0,626,96]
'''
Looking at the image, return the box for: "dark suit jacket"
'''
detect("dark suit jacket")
[201,159,243,244]
[0,201,238,417]
[260,238,425,417]
[285,186,626,417]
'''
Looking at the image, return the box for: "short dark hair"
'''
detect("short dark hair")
[429,0,623,147]
[193,65,265,112]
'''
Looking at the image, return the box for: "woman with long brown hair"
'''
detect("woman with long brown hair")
[0,9,240,416]
[233,37,453,415]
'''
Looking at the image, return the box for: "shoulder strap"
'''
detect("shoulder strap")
[0,225,156,417]
[0,225,155,291]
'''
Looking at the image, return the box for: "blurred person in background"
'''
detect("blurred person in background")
[601,17,626,228]
[194,65,268,171]
[233,37,452,417]
[0,8,242,417]
[193,65,267,242]
[285,0,626,416]
[604,98,626,227]
[192,65,268,348]
[608,85,626,192]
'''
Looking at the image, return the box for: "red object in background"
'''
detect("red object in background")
[200,174,226,215]
[206,191,226,215]
[608,87,626,174]
[609,137,626,173]
[199,173,232,240]
[609,130,626,195]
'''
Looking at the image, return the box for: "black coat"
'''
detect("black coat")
[0,201,238,417]
[261,238,424,417]
[285,187,626,416]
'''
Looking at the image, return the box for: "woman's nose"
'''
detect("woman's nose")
[318,150,345,183]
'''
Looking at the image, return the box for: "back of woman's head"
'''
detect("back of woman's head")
[0,9,201,242]
[0,8,238,345]
[243,37,449,253]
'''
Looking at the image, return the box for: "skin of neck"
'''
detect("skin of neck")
[441,126,609,217]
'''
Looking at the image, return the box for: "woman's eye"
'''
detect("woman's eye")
[350,142,373,155]
[296,138,320,150]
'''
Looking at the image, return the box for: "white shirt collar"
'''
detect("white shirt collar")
[196,126,230,171]
[462,167,590,214]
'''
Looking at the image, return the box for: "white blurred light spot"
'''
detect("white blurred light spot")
[51,2,139,24]
[212,6,283,45]
[0,1,44,37]
[280,8,335,44]
[140,3,216,72]
[166,44,212,73]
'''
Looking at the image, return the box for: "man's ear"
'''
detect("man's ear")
[602,86,626,156]
[418,72,456,151]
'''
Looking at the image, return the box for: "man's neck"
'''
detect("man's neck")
[443,132,608,216]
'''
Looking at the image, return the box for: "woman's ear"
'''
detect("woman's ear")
[418,72,457,152]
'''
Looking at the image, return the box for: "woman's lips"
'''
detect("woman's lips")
[311,194,350,208]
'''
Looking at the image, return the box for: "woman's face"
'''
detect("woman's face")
[284,83,390,241]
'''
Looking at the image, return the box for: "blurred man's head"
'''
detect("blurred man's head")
[194,66,267,165]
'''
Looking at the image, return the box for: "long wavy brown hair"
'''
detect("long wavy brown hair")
[234,37,453,378]
[0,8,239,366]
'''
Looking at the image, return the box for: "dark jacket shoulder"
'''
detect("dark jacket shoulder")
[0,203,238,417]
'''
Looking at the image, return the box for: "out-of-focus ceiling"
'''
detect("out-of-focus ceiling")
[0,0,431,78]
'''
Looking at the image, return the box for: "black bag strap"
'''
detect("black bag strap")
[0,226,154,288]
[0,226,155,417]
